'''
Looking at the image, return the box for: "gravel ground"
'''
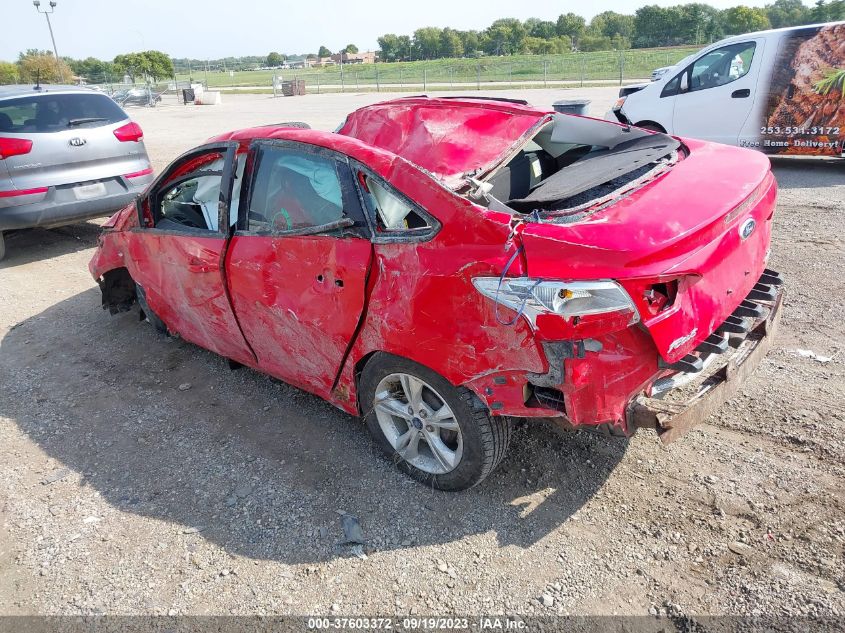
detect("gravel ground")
[0,89,843,618]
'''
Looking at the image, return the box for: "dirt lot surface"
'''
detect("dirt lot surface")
[0,89,843,618]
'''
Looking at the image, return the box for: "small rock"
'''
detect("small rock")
[233,484,253,499]
[820,579,838,593]
[728,541,752,555]
[182,526,205,534]
[436,560,449,573]
[178,383,192,391]
[224,496,237,507]
[220,569,230,577]
[331,603,340,612]
[340,514,365,545]
[540,594,554,608]
[42,468,71,485]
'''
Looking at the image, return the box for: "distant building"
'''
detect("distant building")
[330,51,377,64]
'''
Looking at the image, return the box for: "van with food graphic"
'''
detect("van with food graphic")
[610,22,845,157]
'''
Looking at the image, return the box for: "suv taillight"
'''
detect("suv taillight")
[113,122,143,142]
[0,137,33,159]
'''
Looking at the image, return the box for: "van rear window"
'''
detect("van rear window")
[0,92,127,133]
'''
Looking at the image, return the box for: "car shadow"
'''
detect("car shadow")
[0,222,104,270]
[0,287,627,564]
[770,157,844,189]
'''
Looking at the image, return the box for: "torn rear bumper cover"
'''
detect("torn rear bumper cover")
[628,280,784,443]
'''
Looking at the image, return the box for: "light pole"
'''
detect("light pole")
[33,0,64,83]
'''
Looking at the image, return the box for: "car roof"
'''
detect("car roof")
[0,84,102,99]
[714,19,844,45]
[208,97,553,190]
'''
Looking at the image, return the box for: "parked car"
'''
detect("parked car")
[650,65,675,81]
[112,88,162,107]
[0,85,153,260]
[90,96,783,490]
[611,21,845,156]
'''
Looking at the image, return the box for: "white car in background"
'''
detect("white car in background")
[610,22,845,157]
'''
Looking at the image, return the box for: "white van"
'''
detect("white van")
[610,22,845,157]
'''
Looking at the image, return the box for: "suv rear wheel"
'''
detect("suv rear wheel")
[360,354,512,491]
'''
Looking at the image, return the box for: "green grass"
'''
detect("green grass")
[217,80,646,95]
[175,47,698,91]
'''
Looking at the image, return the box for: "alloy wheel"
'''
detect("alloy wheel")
[373,373,463,475]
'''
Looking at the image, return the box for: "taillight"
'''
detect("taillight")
[0,187,48,198]
[113,122,143,142]
[124,167,153,179]
[0,137,33,159]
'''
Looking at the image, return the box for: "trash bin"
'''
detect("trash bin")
[552,99,591,116]
[182,88,195,104]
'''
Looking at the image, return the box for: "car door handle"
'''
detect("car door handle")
[732,89,751,98]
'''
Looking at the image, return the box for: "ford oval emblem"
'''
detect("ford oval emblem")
[69,137,87,147]
[739,218,756,241]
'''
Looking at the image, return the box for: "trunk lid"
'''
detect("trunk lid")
[338,97,552,190]
[520,139,776,363]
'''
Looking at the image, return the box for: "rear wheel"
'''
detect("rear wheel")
[360,354,512,490]
[0,232,5,262]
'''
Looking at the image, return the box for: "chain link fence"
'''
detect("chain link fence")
[165,47,696,94]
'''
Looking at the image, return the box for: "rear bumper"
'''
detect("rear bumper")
[627,281,784,442]
[0,174,151,231]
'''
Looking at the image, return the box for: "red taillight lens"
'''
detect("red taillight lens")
[0,187,48,198]
[113,122,143,142]
[124,167,153,179]
[0,137,33,159]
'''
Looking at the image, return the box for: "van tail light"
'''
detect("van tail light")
[0,137,34,159]
[113,122,144,142]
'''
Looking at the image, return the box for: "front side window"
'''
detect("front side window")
[688,42,756,92]
[156,152,225,231]
[248,147,345,232]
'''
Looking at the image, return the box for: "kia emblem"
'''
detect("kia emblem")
[69,137,87,147]
[739,218,756,240]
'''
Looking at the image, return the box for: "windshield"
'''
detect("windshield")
[0,92,127,133]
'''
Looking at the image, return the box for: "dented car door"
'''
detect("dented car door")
[128,142,255,366]
[225,140,373,400]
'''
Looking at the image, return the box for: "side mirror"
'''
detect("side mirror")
[680,73,689,93]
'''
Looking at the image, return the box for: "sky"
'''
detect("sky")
[4,0,790,61]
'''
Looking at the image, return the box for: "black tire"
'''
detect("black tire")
[360,354,512,491]
[135,283,168,335]
[0,231,5,262]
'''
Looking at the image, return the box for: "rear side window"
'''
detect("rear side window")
[0,93,127,133]
[248,147,346,232]
[365,176,430,231]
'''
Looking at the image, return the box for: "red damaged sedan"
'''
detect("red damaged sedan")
[90,96,783,490]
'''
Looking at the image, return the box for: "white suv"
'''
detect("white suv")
[0,84,153,260]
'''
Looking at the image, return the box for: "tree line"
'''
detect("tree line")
[0,49,174,85]
[377,0,844,60]
[1,0,843,85]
